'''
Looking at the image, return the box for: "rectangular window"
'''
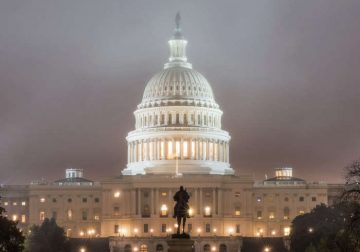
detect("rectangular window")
[256,211,262,220]
[82,210,88,221]
[40,211,45,221]
[183,141,188,158]
[188,223,192,233]
[21,201,26,206]
[52,211,57,220]
[114,225,119,234]
[94,198,100,203]
[82,198,87,203]
[205,223,211,233]
[299,196,304,202]
[67,209,72,220]
[52,198,57,203]
[312,197,316,202]
[21,215,26,223]
[191,141,195,159]
[174,141,180,158]
[113,206,120,215]
[269,212,275,219]
[161,224,166,233]
[167,141,173,158]
[236,224,240,233]
[143,224,149,233]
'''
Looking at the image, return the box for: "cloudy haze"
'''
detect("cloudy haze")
[1,0,360,184]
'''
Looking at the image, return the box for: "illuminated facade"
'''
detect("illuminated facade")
[0,16,343,252]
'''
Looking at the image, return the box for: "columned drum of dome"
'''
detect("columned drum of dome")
[122,15,233,176]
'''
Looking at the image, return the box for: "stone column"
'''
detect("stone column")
[218,189,223,216]
[212,188,216,216]
[199,188,203,217]
[150,189,154,217]
[168,189,173,217]
[131,190,136,216]
[137,188,141,216]
[155,189,159,215]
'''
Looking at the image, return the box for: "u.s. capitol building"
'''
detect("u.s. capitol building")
[1,16,343,252]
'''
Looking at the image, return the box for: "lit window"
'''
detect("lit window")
[167,141,173,158]
[271,230,276,236]
[235,208,241,216]
[12,214,18,221]
[284,227,291,236]
[283,207,290,220]
[21,215,26,223]
[40,211,45,221]
[40,198,45,203]
[161,192,167,197]
[236,224,241,233]
[114,191,120,198]
[67,209,72,220]
[21,201,26,206]
[175,141,180,157]
[13,202,17,206]
[256,197,262,202]
[299,210,305,215]
[204,206,211,217]
[256,211,262,220]
[183,141,188,158]
[269,212,275,219]
[4,202,8,206]
[94,215,100,221]
[160,204,168,217]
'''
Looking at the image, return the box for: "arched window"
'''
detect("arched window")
[156,244,164,252]
[203,244,211,252]
[124,244,131,252]
[219,244,227,252]
[140,244,148,252]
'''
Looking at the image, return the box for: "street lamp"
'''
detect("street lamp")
[264,246,271,252]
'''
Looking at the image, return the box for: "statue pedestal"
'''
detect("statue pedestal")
[167,238,194,252]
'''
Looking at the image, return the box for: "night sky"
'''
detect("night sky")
[1,0,360,184]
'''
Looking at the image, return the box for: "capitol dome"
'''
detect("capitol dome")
[122,14,233,176]
[140,66,218,109]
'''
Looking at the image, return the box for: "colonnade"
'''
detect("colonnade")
[127,138,229,163]
[128,187,222,218]
[135,110,222,129]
